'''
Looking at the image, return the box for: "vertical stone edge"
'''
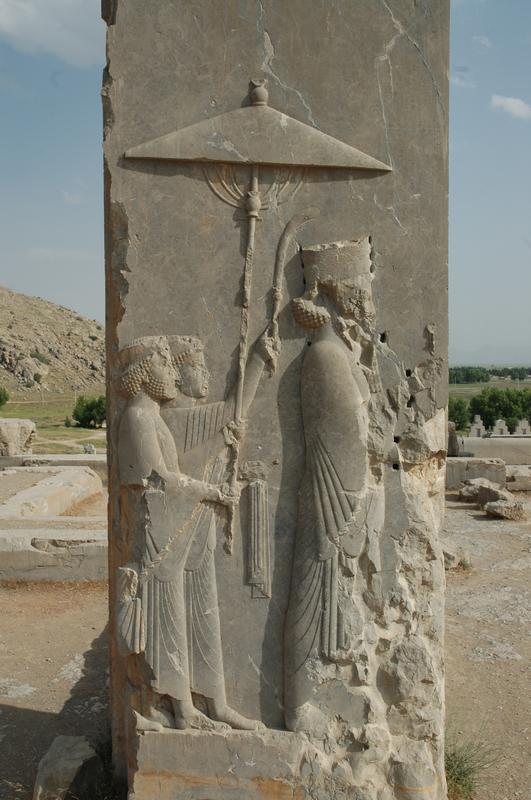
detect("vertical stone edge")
[101,0,128,786]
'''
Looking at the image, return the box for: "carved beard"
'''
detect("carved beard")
[145,374,175,402]
[291,297,330,330]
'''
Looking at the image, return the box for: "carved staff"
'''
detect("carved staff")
[234,165,261,427]
[223,165,261,551]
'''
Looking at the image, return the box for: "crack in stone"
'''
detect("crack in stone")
[256,3,319,129]
[373,193,406,233]
[379,0,445,114]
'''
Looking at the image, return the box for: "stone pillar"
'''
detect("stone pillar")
[492,418,509,436]
[103,2,449,798]
[470,414,486,438]
[514,419,530,436]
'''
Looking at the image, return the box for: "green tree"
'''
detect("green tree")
[449,367,489,384]
[0,387,9,410]
[469,387,531,431]
[448,397,469,431]
[72,395,106,428]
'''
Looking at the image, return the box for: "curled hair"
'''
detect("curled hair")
[120,356,151,398]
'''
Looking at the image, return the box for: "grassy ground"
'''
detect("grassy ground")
[449,378,531,400]
[1,394,106,454]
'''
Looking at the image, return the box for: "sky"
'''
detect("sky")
[0,1,530,365]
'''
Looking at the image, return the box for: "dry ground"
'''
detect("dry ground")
[444,495,531,800]
[0,584,108,800]
[0,497,529,799]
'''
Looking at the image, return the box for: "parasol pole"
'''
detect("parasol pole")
[225,164,261,552]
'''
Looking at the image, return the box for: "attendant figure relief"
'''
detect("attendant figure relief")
[116,333,271,733]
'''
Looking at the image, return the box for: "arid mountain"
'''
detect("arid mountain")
[0,286,105,394]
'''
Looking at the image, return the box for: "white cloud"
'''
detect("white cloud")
[451,74,476,89]
[472,35,492,49]
[0,0,105,68]
[491,94,531,120]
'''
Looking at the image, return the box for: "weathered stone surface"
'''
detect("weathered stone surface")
[131,729,363,800]
[0,527,107,582]
[446,457,506,490]
[0,418,36,456]
[459,478,514,507]
[32,735,103,800]
[506,465,531,492]
[484,500,527,521]
[0,466,102,519]
[104,2,449,798]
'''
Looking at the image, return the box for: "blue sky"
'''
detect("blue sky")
[0,1,530,364]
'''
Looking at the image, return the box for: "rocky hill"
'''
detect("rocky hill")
[0,286,105,395]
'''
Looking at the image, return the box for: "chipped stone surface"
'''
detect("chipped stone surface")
[458,478,512,506]
[104,1,449,797]
[446,456,505,490]
[484,500,527,521]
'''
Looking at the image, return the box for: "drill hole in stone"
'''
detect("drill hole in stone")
[393,436,401,443]
[407,395,415,408]
[392,463,400,471]
[406,368,412,377]
[379,332,387,343]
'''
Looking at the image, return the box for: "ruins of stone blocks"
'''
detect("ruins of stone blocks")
[492,418,510,436]
[468,415,531,438]
[514,418,531,436]
[446,457,506,491]
[469,414,486,438]
[0,465,106,582]
[103,1,449,797]
[0,418,36,456]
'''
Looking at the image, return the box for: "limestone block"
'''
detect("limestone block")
[459,478,514,507]
[484,500,527,521]
[103,1,449,797]
[0,418,36,456]
[506,465,531,492]
[0,466,102,518]
[446,457,506,490]
[0,528,107,582]
[32,735,104,800]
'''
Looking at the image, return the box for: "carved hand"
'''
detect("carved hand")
[216,482,241,508]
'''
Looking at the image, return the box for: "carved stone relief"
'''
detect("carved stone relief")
[105,3,449,789]
[116,335,266,732]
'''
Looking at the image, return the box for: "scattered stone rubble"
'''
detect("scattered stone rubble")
[458,478,527,521]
